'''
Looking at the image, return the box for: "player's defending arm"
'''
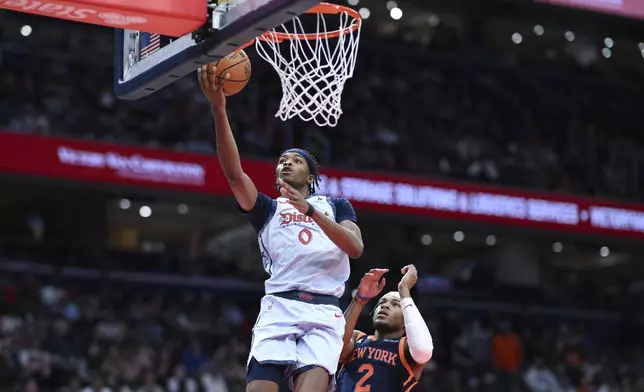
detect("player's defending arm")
[198,65,257,211]
[278,179,364,258]
[339,269,388,362]
[398,265,434,368]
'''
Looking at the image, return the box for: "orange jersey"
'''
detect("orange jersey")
[492,334,521,372]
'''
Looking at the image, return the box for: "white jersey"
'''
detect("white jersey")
[243,193,357,297]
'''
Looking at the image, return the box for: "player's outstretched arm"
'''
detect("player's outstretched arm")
[278,179,364,258]
[199,65,258,212]
[398,265,434,368]
[339,269,388,362]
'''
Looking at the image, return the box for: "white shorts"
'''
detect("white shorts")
[248,294,345,379]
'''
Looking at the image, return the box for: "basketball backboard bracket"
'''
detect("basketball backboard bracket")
[114,0,319,100]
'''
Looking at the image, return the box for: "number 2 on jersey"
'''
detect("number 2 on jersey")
[355,363,374,392]
[298,228,312,245]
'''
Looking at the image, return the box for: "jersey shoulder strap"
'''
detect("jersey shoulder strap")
[398,337,419,391]
[355,332,374,347]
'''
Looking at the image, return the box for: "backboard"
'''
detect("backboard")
[114,0,319,100]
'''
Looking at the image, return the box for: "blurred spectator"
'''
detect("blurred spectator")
[492,321,522,391]
[166,365,198,392]
[180,341,208,375]
[523,357,561,392]
[465,321,493,374]
[138,370,164,392]
[80,376,112,392]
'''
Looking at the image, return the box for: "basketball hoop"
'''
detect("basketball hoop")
[249,3,362,127]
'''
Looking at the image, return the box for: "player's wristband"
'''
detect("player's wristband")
[354,292,370,305]
[305,202,315,217]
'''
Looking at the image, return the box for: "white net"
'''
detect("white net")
[254,6,361,127]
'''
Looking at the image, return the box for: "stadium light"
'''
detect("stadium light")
[428,14,440,27]
[602,48,612,58]
[533,25,544,36]
[386,0,397,10]
[119,198,131,209]
[139,206,152,218]
[565,31,575,42]
[347,0,359,5]
[600,246,610,257]
[639,42,644,51]
[485,235,497,246]
[604,37,614,48]
[453,231,465,242]
[177,203,189,214]
[552,242,563,253]
[20,25,32,37]
[358,7,370,19]
[421,234,432,246]
[512,33,523,44]
[390,7,403,20]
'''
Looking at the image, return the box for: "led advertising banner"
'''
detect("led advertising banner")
[1,131,644,238]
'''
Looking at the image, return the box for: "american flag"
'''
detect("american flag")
[140,32,161,59]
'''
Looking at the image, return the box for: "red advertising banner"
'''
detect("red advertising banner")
[1,131,644,238]
[0,0,206,37]
[537,0,644,20]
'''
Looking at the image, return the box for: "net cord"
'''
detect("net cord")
[254,10,361,127]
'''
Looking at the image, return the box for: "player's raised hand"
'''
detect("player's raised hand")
[398,264,418,293]
[357,268,388,300]
[198,65,230,109]
[278,178,309,214]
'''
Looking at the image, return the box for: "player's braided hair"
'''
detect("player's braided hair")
[278,148,321,194]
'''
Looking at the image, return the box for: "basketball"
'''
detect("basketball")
[210,49,251,96]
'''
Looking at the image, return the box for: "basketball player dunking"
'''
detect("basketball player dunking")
[198,65,364,392]
[337,265,433,392]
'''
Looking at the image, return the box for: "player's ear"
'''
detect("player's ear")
[307,174,314,185]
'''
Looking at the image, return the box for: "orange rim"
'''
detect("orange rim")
[238,2,361,49]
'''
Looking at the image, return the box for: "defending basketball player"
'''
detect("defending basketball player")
[198,65,364,392]
[336,264,433,392]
